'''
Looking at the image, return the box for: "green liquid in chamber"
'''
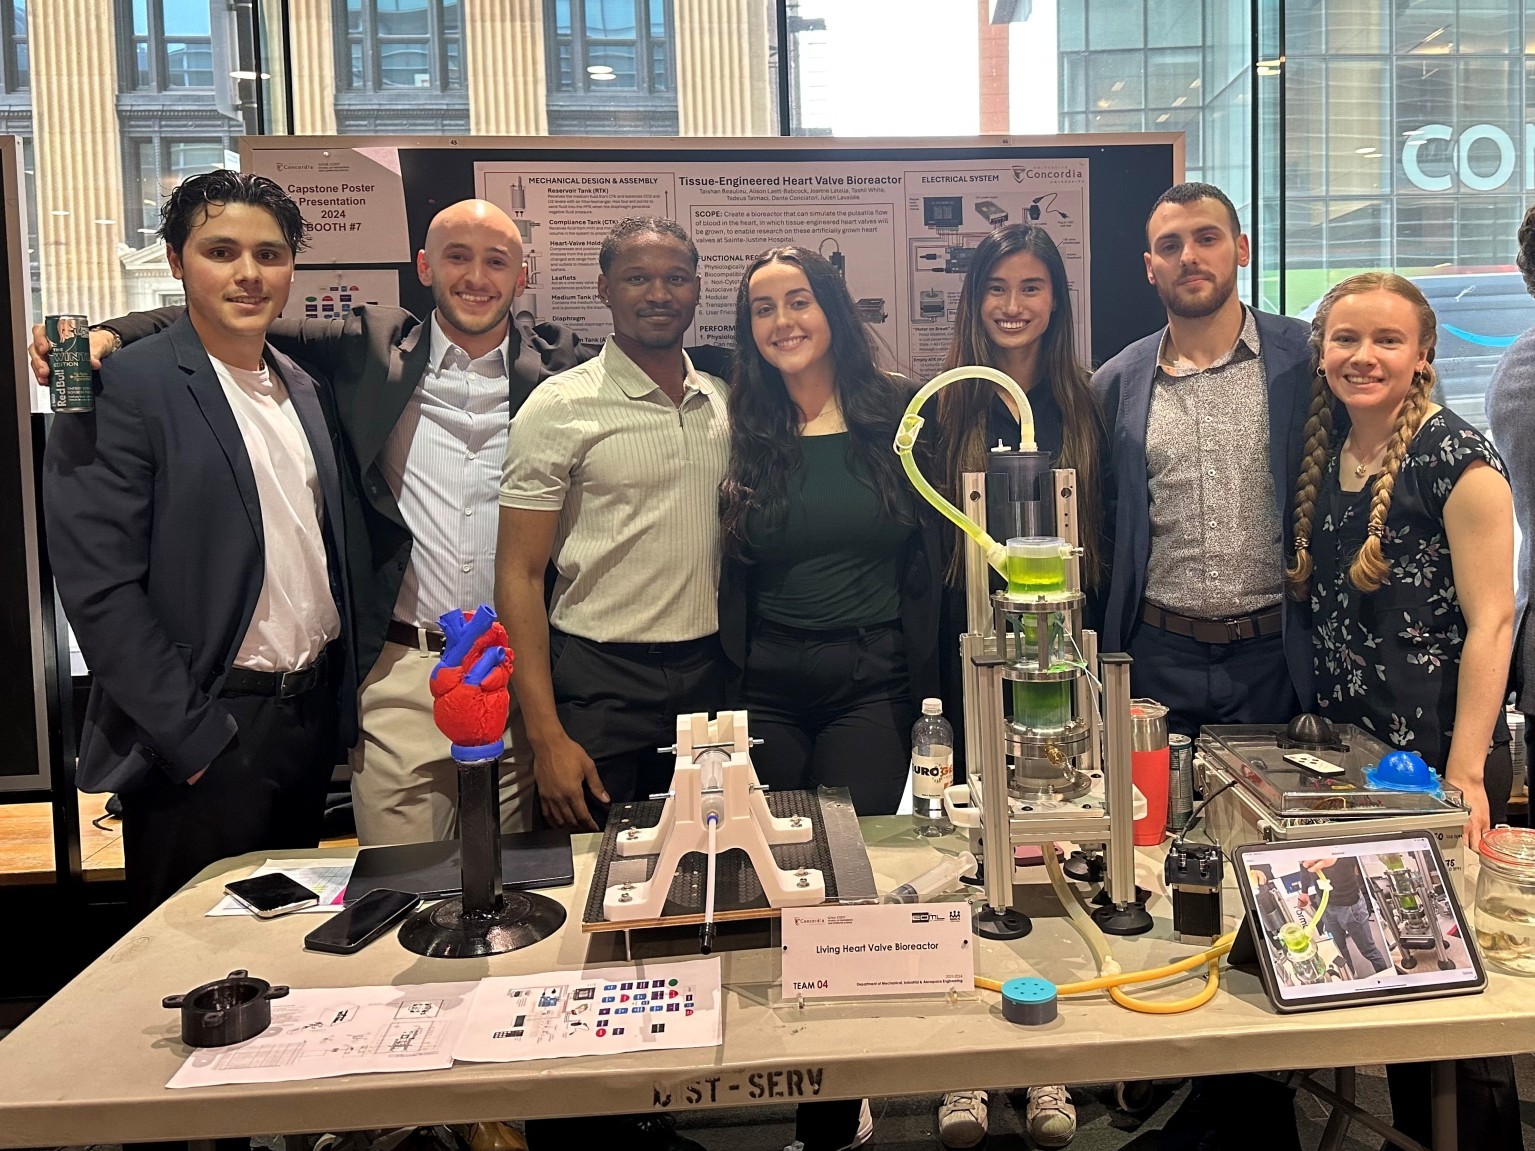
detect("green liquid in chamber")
[1010,679,1072,732]
[1006,553,1066,595]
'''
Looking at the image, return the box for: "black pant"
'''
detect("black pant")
[118,670,340,921]
[550,630,726,827]
[1384,1057,1523,1150]
[743,619,913,816]
[1127,620,1300,737]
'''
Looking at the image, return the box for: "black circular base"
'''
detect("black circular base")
[1062,850,1104,885]
[974,904,1032,940]
[1092,884,1152,908]
[1092,900,1154,936]
[397,890,567,958]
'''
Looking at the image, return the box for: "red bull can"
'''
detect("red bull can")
[46,314,93,413]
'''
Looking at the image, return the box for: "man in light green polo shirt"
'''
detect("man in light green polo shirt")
[496,217,730,833]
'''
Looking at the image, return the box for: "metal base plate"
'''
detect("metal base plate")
[582,789,871,931]
[397,891,567,957]
[1009,763,1095,804]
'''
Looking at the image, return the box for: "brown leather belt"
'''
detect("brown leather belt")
[386,620,447,653]
[1141,601,1282,645]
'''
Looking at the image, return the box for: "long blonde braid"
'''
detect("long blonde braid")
[1349,367,1434,591]
[1285,367,1335,598]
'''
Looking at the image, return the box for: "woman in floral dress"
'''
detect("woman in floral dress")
[1285,272,1521,1150]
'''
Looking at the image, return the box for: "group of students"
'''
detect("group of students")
[33,172,1526,1151]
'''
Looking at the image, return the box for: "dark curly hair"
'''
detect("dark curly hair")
[719,246,915,562]
[598,216,698,273]
[1518,203,1535,298]
[1145,181,1242,243]
[157,169,309,256]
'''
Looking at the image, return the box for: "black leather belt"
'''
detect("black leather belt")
[1141,601,1282,644]
[755,617,902,642]
[386,620,446,653]
[222,651,329,698]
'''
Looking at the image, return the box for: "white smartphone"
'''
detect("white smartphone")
[224,872,321,918]
[1282,751,1347,778]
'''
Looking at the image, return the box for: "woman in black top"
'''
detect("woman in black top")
[718,246,941,817]
[930,226,1107,1151]
[935,223,1108,597]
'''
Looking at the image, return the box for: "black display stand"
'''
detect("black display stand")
[397,751,566,957]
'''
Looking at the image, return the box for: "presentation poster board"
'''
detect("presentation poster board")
[244,135,1183,373]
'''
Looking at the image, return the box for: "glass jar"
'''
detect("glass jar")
[1473,827,1535,975]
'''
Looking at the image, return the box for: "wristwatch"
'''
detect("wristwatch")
[89,324,123,354]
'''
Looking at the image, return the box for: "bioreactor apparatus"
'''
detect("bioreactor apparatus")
[894,368,1149,940]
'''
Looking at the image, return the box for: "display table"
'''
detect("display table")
[0,818,1528,1149]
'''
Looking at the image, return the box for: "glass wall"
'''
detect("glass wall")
[7,0,1535,425]
[1264,0,1535,429]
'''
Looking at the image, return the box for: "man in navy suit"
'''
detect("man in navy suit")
[1095,184,1310,1150]
[1095,182,1312,738]
[43,171,356,919]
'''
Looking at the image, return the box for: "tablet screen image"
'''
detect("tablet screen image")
[1233,833,1484,1012]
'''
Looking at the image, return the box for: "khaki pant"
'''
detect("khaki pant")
[349,641,533,846]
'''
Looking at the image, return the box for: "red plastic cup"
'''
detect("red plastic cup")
[1131,747,1172,847]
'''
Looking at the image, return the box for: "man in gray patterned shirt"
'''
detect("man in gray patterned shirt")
[1095,182,1314,1151]
[1096,182,1314,740]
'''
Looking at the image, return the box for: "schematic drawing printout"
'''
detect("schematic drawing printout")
[454,957,723,1064]
[166,982,479,1088]
[474,158,1089,380]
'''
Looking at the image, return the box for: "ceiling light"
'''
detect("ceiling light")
[586,65,614,74]
[1155,113,1170,123]
[228,70,271,80]
[1110,80,1124,92]
[1189,78,1201,88]
[95,218,116,225]
[1172,96,1187,106]
[50,209,69,216]
[1354,147,1378,155]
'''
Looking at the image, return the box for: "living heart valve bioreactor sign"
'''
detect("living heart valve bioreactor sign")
[243,135,1184,378]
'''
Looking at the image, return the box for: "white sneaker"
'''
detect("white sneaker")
[937,1089,988,1149]
[1025,1084,1077,1148]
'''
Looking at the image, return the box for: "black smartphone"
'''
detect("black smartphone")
[224,872,320,918]
[304,888,422,954]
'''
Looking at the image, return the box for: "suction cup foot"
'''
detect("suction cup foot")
[974,904,1032,940]
[1062,850,1104,885]
[1092,899,1153,936]
[398,890,567,957]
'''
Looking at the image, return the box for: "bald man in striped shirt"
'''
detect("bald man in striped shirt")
[496,217,730,831]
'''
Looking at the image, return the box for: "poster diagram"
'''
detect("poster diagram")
[284,269,402,321]
[474,158,1089,379]
[454,957,722,1064]
[166,982,479,1088]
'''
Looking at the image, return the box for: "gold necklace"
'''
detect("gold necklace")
[1346,436,1387,478]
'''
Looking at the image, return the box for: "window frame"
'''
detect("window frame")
[116,0,216,93]
[334,0,465,95]
[543,0,679,135]
[3,0,25,94]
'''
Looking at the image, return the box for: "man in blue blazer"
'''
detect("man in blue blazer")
[1095,182,1311,1151]
[44,171,356,918]
[1096,182,1313,739]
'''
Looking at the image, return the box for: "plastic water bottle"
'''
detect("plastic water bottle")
[911,698,954,837]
